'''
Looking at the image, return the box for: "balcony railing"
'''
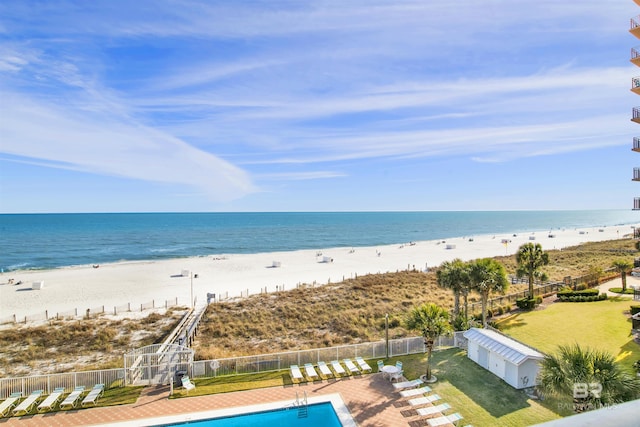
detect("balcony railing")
[633,107,640,124]
[632,16,640,39]
[632,47,640,66]
[634,137,640,152]
[635,198,640,211]
[634,168,640,181]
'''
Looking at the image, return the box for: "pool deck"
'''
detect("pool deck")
[0,374,456,426]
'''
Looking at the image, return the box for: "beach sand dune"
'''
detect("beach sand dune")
[0,225,635,322]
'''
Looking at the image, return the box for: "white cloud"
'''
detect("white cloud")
[0,91,256,201]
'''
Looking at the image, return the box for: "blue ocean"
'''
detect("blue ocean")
[0,210,638,272]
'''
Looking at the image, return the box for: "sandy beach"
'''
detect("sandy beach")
[0,225,637,323]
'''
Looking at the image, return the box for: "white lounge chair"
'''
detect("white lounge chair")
[427,412,463,426]
[416,402,450,416]
[392,378,424,390]
[304,363,319,380]
[343,358,360,374]
[290,365,304,382]
[81,384,104,407]
[181,376,196,393]
[0,392,21,417]
[330,360,346,376]
[60,386,85,410]
[409,394,441,407]
[355,357,372,372]
[317,361,333,378]
[13,389,43,416]
[399,386,432,398]
[37,387,65,412]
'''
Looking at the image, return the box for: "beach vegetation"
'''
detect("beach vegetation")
[468,258,509,327]
[0,309,186,376]
[405,303,452,381]
[536,344,640,412]
[515,243,549,301]
[611,259,633,292]
[436,258,469,317]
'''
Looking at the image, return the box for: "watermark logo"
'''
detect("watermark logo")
[573,382,602,399]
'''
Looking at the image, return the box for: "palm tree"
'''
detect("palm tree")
[611,259,633,292]
[515,243,549,299]
[405,303,452,381]
[468,258,509,327]
[436,258,469,317]
[537,344,640,412]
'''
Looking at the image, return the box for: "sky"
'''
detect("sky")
[1,1,640,213]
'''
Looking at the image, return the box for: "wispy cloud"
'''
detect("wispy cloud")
[0,0,635,211]
[0,90,256,200]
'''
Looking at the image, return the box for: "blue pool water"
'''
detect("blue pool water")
[160,402,342,426]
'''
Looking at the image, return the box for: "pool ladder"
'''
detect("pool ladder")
[294,391,308,418]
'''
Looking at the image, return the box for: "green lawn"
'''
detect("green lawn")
[396,350,564,427]
[496,297,640,372]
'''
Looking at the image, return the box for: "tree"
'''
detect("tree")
[515,243,549,299]
[611,259,633,292]
[537,344,640,412]
[405,303,452,381]
[468,258,509,327]
[436,258,469,317]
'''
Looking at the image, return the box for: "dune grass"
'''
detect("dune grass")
[194,238,638,360]
[496,297,639,372]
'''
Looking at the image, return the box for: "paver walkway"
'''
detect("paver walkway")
[0,374,454,426]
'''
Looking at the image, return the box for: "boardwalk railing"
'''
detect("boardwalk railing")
[0,297,182,325]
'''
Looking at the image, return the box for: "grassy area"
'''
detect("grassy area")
[609,287,636,295]
[99,385,145,407]
[496,297,639,372]
[170,371,287,398]
[399,350,565,427]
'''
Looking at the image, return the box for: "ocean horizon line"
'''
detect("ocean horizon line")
[1,210,637,273]
[0,208,630,215]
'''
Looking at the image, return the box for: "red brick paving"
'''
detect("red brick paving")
[0,374,455,426]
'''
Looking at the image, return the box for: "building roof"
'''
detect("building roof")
[463,328,545,366]
[533,398,640,427]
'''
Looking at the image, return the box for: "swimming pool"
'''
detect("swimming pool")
[93,393,357,427]
[160,402,342,427]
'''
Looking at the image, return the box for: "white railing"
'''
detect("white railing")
[0,334,460,396]
[0,368,125,400]
[0,297,181,325]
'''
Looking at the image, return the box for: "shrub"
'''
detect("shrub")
[496,306,504,316]
[535,296,543,304]
[557,289,599,298]
[516,298,536,310]
[631,305,640,316]
[634,359,640,374]
[559,293,607,302]
[576,283,588,291]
